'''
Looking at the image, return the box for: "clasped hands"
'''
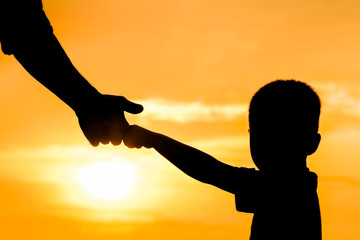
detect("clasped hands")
[75,94,152,148]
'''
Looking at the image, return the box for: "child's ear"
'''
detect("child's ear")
[306,133,321,156]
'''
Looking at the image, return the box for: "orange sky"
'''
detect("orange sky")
[0,0,360,239]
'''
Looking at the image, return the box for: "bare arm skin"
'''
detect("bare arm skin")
[12,34,143,146]
[0,1,143,146]
[124,125,239,194]
[12,32,101,114]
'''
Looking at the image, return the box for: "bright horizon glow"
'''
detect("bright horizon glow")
[75,161,138,201]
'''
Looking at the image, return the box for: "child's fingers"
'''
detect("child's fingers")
[123,138,138,148]
[123,126,142,149]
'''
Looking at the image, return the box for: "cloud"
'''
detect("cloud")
[189,136,251,165]
[190,136,248,150]
[313,82,360,117]
[321,175,360,188]
[137,99,248,123]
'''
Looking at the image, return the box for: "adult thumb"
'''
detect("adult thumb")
[121,97,144,114]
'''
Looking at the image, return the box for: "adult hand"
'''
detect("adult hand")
[76,94,143,146]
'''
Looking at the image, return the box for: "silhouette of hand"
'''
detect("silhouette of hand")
[123,125,153,149]
[76,95,143,146]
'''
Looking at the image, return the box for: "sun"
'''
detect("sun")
[75,161,139,201]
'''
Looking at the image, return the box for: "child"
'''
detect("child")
[124,80,322,240]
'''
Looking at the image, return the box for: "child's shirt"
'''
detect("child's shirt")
[234,167,321,240]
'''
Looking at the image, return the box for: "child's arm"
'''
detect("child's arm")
[124,125,239,194]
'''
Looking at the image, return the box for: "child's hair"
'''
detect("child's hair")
[249,80,321,135]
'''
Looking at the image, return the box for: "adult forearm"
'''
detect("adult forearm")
[13,33,100,113]
[1,0,100,113]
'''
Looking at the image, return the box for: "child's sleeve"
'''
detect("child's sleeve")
[234,167,261,213]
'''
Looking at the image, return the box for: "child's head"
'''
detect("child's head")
[248,80,321,172]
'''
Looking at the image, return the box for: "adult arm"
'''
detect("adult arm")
[0,1,143,146]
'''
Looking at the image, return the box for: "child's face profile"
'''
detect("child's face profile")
[249,117,291,172]
[248,80,322,172]
[249,115,321,172]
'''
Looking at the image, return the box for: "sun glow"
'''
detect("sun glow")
[75,161,139,201]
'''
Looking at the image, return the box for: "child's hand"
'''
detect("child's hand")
[123,125,153,149]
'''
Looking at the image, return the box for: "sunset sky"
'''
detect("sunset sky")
[0,0,360,239]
